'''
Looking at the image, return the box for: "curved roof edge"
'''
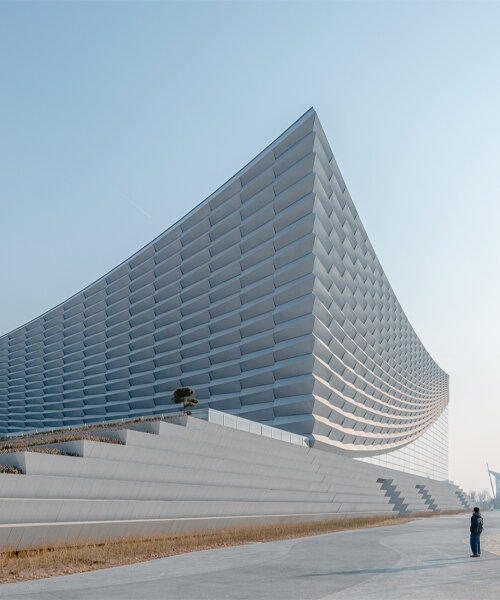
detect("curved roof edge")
[1,108,317,340]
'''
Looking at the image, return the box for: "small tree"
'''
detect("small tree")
[172,386,199,415]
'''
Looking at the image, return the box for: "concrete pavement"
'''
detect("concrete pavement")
[1,512,499,600]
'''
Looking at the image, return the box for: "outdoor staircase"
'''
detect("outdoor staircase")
[0,415,469,551]
[416,484,439,512]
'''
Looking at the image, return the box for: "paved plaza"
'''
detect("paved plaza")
[1,512,499,600]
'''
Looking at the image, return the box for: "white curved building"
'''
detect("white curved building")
[0,109,449,479]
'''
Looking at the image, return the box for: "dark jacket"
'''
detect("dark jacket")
[470,512,483,534]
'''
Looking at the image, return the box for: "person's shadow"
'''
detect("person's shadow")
[425,556,470,562]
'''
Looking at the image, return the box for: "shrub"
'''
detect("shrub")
[172,387,199,415]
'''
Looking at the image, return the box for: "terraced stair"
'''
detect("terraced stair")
[416,484,439,512]
[0,415,468,551]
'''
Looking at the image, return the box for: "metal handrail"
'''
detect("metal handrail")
[202,408,310,447]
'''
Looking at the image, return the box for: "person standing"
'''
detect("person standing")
[470,506,484,557]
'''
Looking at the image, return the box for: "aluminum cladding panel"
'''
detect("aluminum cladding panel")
[0,111,320,435]
[0,108,449,461]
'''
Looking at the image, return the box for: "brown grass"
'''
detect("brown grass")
[24,448,77,457]
[0,465,21,474]
[0,514,415,584]
[413,509,469,517]
[0,434,125,455]
[0,415,178,452]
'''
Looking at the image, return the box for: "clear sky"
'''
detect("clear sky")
[1,1,498,493]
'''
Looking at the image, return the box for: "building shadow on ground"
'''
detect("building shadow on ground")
[299,557,499,577]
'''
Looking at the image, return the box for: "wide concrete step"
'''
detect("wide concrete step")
[391,491,425,502]
[315,453,382,473]
[123,422,376,485]
[0,472,392,507]
[0,478,392,518]
[322,471,389,492]
[0,452,332,493]
[134,422,375,483]
[326,482,388,498]
[25,441,390,501]
[152,420,382,482]
[137,419,315,465]
[404,504,431,513]
[0,498,346,523]
[100,428,319,478]
[38,440,324,485]
[425,485,465,511]
[0,473,338,503]
[396,501,429,513]
[147,425,378,484]
[316,459,381,475]
[0,415,466,554]
[319,460,390,480]
[336,502,395,513]
[331,492,390,505]
[432,500,464,511]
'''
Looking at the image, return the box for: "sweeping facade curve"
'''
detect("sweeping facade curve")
[0,109,449,478]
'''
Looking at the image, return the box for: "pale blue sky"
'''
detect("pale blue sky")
[1,1,498,492]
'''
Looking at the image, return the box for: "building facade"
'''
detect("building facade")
[360,407,448,480]
[0,109,450,477]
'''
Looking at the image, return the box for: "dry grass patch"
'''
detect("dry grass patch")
[412,510,468,518]
[0,416,177,455]
[0,434,125,455]
[0,514,414,584]
[0,465,21,474]
[24,448,77,457]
